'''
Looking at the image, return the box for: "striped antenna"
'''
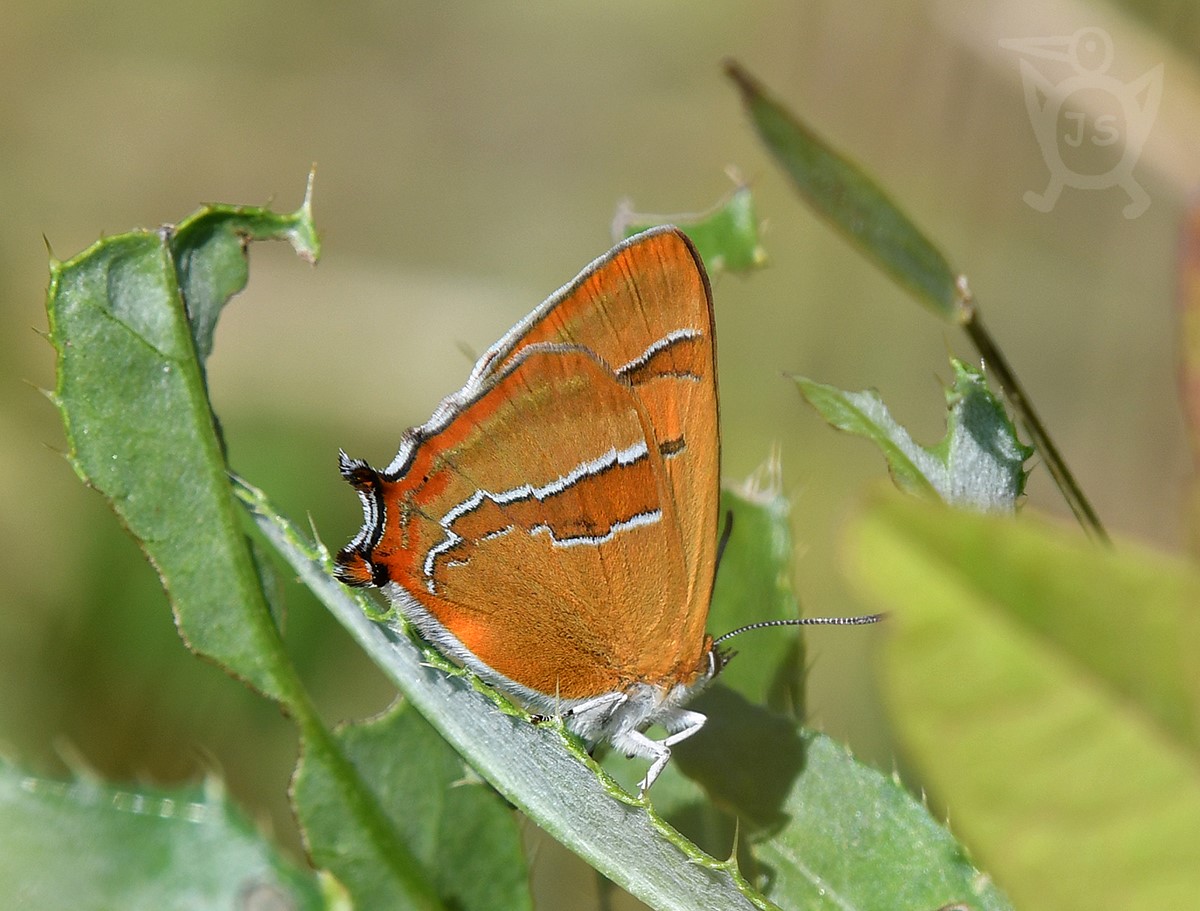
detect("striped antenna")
[713,613,885,646]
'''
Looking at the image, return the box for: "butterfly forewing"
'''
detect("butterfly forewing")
[472,227,719,614]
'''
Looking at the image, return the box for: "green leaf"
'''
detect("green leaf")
[289,721,447,911]
[756,731,1012,911]
[236,478,771,911]
[612,183,767,275]
[45,190,318,702]
[295,700,533,911]
[847,492,1200,910]
[172,170,319,361]
[240,475,1013,911]
[646,484,1010,911]
[623,688,1014,910]
[725,60,964,321]
[724,60,1102,540]
[794,359,1032,511]
[47,185,447,911]
[0,761,326,911]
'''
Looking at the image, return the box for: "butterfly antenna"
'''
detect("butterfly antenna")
[712,612,885,647]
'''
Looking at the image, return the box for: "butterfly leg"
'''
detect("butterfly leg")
[615,708,707,795]
[561,692,626,741]
[608,728,672,795]
[661,708,706,744]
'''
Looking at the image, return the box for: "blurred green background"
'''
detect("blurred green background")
[3,0,1198,904]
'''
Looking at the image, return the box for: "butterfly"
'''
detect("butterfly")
[335,226,878,792]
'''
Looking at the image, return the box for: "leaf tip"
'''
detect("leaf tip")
[303,164,317,217]
[788,372,815,394]
[728,447,786,506]
[612,180,765,275]
[43,234,62,271]
[291,170,321,265]
[722,58,756,97]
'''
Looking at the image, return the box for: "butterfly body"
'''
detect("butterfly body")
[337,227,721,792]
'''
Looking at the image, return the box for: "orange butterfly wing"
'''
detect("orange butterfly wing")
[337,227,718,700]
[472,227,719,620]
